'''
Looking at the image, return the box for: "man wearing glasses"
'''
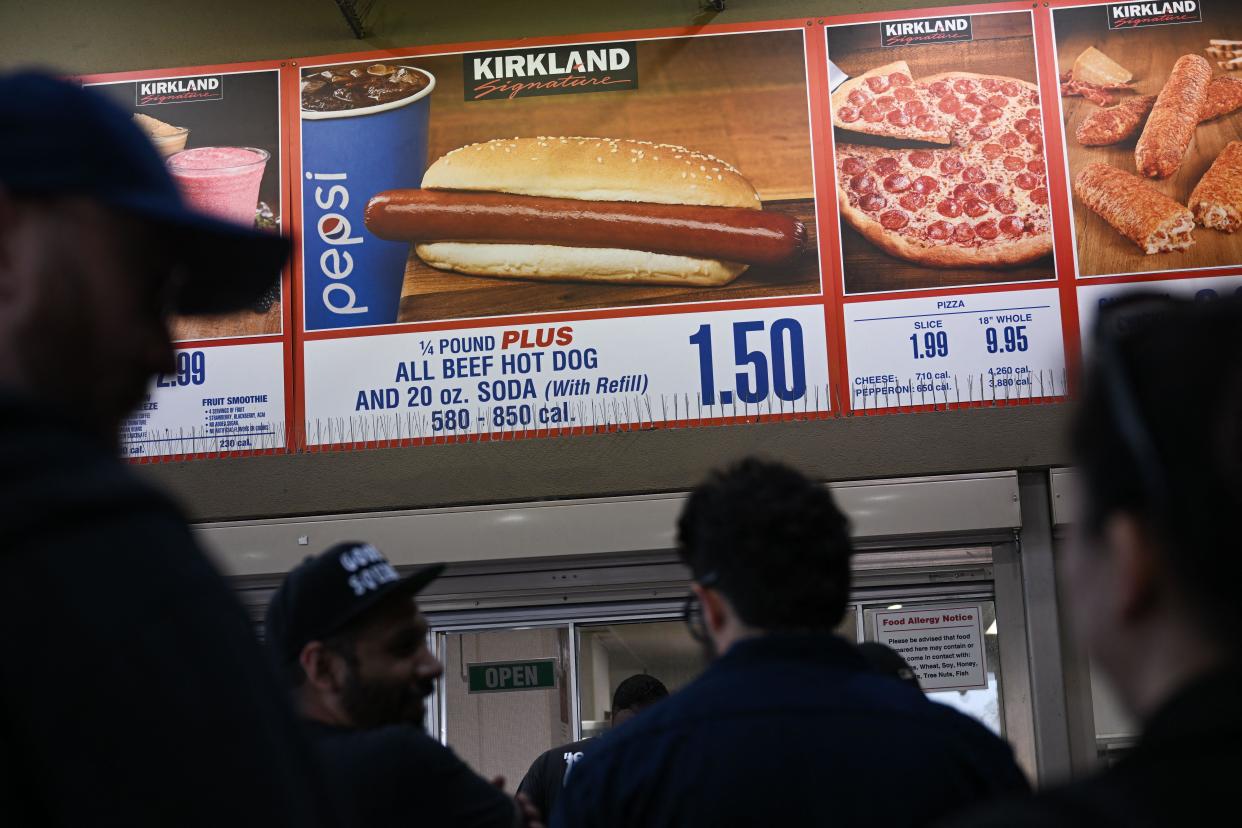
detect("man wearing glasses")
[552,458,1028,827]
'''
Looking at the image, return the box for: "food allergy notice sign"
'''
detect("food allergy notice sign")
[875,604,987,691]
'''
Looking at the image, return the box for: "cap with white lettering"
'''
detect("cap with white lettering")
[264,542,444,670]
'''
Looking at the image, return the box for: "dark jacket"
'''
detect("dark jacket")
[552,633,1029,827]
[306,721,517,828]
[0,393,343,826]
[945,665,1242,827]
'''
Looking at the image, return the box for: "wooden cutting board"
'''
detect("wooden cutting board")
[171,303,281,342]
[396,198,819,323]
[421,31,813,204]
[826,13,1039,88]
[1057,13,1242,277]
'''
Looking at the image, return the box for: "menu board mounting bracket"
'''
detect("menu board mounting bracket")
[332,0,376,39]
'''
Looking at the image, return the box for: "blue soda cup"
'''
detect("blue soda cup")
[301,65,435,330]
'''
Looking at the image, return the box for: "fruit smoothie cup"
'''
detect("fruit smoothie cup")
[167,146,269,227]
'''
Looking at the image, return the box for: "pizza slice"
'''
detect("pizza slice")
[831,60,953,145]
[919,72,1042,147]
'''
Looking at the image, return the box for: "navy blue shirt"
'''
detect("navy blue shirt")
[552,633,1029,827]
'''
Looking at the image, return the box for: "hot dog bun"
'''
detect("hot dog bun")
[415,242,746,285]
[422,136,761,208]
[417,137,762,285]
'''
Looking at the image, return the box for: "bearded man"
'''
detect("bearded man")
[265,542,542,828]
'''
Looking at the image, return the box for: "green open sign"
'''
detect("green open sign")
[467,659,557,693]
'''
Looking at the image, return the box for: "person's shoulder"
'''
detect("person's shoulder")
[937,794,1075,828]
[561,737,594,755]
[534,737,593,763]
[565,690,699,774]
[311,722,444,766]
[914,695,1016,751]
[939,775,1131,828]
[315,723,503,795]
[358,722,442,751]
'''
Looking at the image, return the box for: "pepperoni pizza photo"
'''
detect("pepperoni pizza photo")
[826,11,1057,294]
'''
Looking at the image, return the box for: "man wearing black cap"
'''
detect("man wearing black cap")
[266,542,541,828]
[553,459,1029,827]
[0,72,336,825]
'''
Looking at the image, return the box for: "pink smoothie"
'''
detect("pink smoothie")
[167,147,268,226]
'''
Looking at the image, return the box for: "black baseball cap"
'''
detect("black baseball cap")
[0,70,289,315]
[264,542,445,668]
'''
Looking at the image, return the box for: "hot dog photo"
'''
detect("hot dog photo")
[299,30,820,331]
[826,11,1056,295]
[1053,1,1242,277]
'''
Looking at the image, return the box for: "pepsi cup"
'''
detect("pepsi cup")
[301,65,435,330]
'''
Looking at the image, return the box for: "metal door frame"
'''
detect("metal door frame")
[425,559,1036,778]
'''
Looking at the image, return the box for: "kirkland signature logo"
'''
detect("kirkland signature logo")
[464,42,638,101]
[1107,1,1202,29]
[136,75,223,106]
[881,16,973,47]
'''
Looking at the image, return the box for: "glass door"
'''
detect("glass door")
[438,626,573,788]
[573,611,858,737]
[427,568,1026,780]
[575,619,708,738]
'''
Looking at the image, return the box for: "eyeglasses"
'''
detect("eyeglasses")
[682,571,719,644]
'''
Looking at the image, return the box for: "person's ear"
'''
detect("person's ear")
[298,641,348,693]
[1103,513,1162,624]
[692,582,732,636]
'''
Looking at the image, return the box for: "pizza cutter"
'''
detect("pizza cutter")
[828,60,849,92]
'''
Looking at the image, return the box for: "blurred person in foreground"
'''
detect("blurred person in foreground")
[518,674,669,819]
[265,542,542,828]
[553,458,1028,827]
[947,294,1242,827]
[0,71,342,826]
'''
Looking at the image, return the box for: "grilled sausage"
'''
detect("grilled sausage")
[1135,54,1211,179]
[364,189,807,266]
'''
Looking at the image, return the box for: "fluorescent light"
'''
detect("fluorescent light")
[887,604,903,610]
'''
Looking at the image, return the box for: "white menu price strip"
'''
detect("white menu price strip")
[1077,275,1242,346]
[875,604,987,692]
[121,342,287,457]
[302,305,830,444]
[844,288,1065,408]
